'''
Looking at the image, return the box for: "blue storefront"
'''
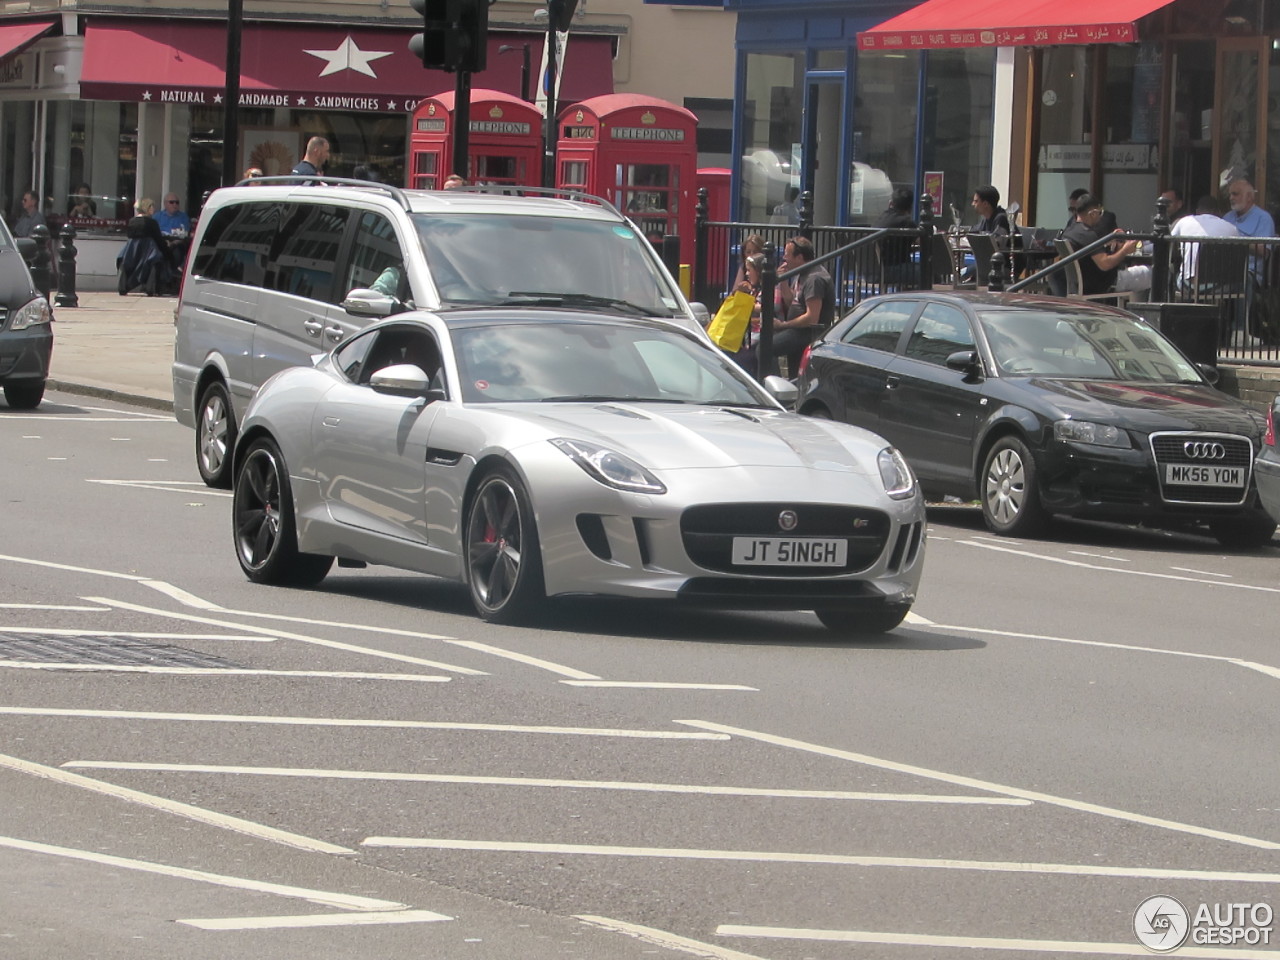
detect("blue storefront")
[650,0,1001,227]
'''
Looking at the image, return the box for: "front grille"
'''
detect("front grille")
[681,503,890,576]
[1150,432,1253,505]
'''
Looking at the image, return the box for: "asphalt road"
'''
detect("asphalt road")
[4,390,1280,960]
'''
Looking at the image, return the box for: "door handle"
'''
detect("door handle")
[303,319,323,337]
[885,376,900,390]
[325,325,345,342]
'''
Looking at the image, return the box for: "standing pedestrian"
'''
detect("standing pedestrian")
[12,190,46,238]
[291,137,330,181]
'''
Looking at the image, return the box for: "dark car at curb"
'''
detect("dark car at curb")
[795,291,1277,549]
[0,219,53,410]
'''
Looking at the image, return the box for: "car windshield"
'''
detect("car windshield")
[411,213,682,317]
[978,310,1204,383]
[453,321,771,406]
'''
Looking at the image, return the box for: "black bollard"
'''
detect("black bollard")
[28,224,52,301]
[988,251,1007,292]
[55,222,79,308]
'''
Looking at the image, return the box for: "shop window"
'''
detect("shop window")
[852,53,919,226]
[922,49,994,227]
[740,51,804,223]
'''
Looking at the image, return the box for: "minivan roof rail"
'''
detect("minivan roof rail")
[450,184,622,219]
[233,176,412,210]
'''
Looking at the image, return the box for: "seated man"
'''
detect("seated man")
[1061,193,1149,299]
[1170,195,1239,291]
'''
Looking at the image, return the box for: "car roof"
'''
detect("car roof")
[865,290,1133,318]
[203,181,624,223]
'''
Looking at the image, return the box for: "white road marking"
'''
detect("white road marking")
[78,405,170,420]
[1241,661,1280,681]
[961,539,1280,593]
[147,458,168,462]
[83,596,485,674]
[0,603,110,611]
[142,582,603,680]
[0,627,272,642]
[1171,566,1234,578]
[0,706,730,740]
[7,416,170,422]
[360,836,1280,882]
[179,909,451,931]
[0,553,148,581]
[676,720,1280,850]
[109,437,131,441]
[0,836,398,910]
[716,925,1280,958]
[561,680,757,691]
[577,915,772,960]
[59,762,1030,805]
[0,662,449,681]
[1069,550,1131,562]
[87,478,233,498]
[904,610,933,625]
[0,754,351,854]
[47,457,67,460]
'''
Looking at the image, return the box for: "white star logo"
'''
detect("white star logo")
[303,36,392,78]
[213,93,223,103]
[296,96,307,106]
[142,90,152,100]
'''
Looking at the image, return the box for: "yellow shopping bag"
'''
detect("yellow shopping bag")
[706,290,756,352]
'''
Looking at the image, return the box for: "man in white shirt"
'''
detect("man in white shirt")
[1171,195,1239,290]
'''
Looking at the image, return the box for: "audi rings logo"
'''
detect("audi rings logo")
[778,510,798,532]
[1184,441,1227,460]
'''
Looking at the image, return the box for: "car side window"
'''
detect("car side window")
[192,201,278,286]
[357,327,442,386]
[344,212,408,302]
[904,303,975,366]
[333,329,378,383]
[839,302,917,353]
[265,202,351,304]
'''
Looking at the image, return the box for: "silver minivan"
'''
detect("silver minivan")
[172,180,707,486]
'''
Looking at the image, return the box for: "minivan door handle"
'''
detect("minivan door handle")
[303,318,323,338]
[325,325,345,342]
[885,375,901,390]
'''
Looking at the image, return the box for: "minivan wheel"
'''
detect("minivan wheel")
[464,466,545,624]
[197,381,236,488]
[981,436,1048,537]
[3,379,45,410]
[232,437,332,587]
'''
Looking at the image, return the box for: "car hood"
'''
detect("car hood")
[1026,379,1266,437]
[500,402,889,473]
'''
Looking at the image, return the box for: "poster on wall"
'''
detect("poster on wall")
[242,128,300,177]
[923,171,944,218]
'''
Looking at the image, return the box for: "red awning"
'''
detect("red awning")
[80,19,613,113]
[857,0,1175,50]
[0,20,56,61]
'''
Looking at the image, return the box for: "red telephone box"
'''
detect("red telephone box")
[409,88,543,189]
[556,94,698,249]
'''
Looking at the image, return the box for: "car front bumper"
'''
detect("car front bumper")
[0,323,52,384]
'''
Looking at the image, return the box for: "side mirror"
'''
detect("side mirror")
[1196,362,1220,385]
[762,374,798,407]
[689,302,711,327]
[370,363,431,398]
[342,288,397,318]
[945,349,983,379]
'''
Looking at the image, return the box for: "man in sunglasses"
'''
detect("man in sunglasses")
[1061,193,1150,298]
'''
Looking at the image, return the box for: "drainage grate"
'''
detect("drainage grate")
[0,634,245,669]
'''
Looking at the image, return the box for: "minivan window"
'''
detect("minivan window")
[411,213,680,316]
[345,212,407,301]
[265,202,350,304]
[192,202,278,285]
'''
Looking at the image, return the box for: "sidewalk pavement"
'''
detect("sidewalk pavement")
[47,291,178,411]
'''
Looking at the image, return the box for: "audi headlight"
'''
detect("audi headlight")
[9,296,51,331]
[1053,419,1130,448]
[550,438,667,494]
[878,447,917,500]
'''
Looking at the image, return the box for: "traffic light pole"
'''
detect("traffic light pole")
[453,68,470,178]
[541,31,557,188]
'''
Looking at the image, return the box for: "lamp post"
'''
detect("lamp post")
[222,0,243,187]
[499,43,532,103]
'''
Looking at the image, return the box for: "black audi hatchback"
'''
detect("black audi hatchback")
[795,292,1276,548]
[0,217,53,409]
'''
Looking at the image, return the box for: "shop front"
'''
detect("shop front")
[0,15,615,288]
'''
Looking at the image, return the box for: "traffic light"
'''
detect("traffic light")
[407,0,488,73]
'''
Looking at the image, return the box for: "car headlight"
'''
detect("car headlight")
[550,438,667,494]
[9,297,51,331]
[1053,419,1131,448]
[878,447,917,500]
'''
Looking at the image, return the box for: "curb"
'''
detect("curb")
[47,379,174,413]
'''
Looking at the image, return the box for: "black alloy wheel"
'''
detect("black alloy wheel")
[197,380,237,488]
[464,466,545,624]
[232,437,332,587]
[981,435,1048,537]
